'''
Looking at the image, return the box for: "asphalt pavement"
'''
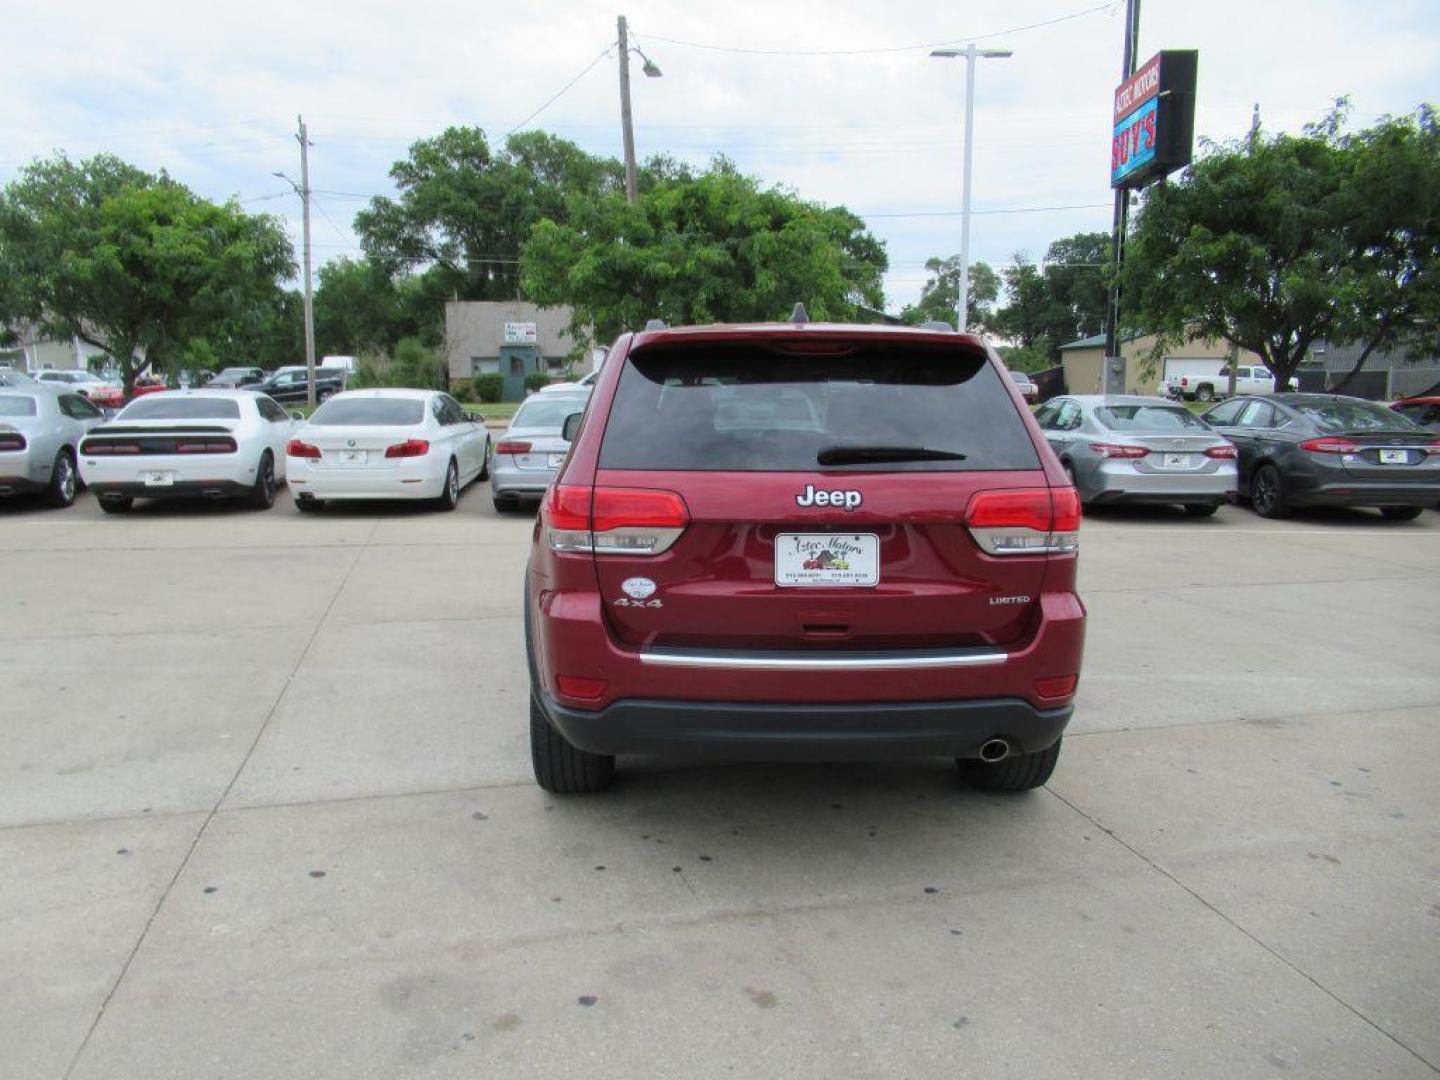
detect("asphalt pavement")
[2,492,1438,1080]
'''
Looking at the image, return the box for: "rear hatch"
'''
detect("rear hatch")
[587,336,1055,651]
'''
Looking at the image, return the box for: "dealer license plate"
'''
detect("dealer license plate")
[775,533,879,587]
[338,449,367,465]
[1161,453,1194,469]
[548,452,567,468]
[143,471,174,487]
[1379,449,1409,465]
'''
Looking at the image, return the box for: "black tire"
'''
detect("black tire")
[1183,502,1219,517]
[436,458,460,511]
[1194,384,1215,403]
[294,497,325,513]
[1250,463,1289,518]
[246,452,277,509]
[98,495,133,514]
[1380,506,1423,522]
[478,440,491,481]
[44,449,79,508]
[530,695,614,794]
[959,739,1062,793]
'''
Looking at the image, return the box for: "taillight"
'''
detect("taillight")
[175,438,237,454]
[1035,674,1079,701]
[965,488,1080,556]
[495,440,531,455]
[0,433,25,452]
[80,440,138,455]
[543,484,690,555]
[1180,377,1188,386]
[1300,436,1359,454]
[287,439,322,459]
[1089,442,1148,459]
[1427,440,1440,456]
[384,439,430,458]
[1203,444,1238,459]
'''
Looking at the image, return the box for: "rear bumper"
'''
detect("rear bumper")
[287,457,443,500]
[538,692,1072,761]
[0,476,46,495]
[491,457,557,498]
[87,479,253,499]
[1290,479,1440,508]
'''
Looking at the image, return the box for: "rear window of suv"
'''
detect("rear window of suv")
[598,341,1039,472]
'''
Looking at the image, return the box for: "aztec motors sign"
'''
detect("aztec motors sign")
[1111,50,1198,189]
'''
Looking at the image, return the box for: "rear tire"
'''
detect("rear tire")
[478,441,491,481]
[1195,385,1215,402]
[1249,463,1289,518]
[1380,506,1423,521]
[435,459,459,511]
[45,449,78,508]
[1183,502,1219,517]
[246,452,276,510]
[959,739,1062,793]
[98,495,133,514]
[530,696,614,794]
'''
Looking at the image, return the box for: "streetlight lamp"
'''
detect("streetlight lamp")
[617,15,662,205]
[931,45,1012,333]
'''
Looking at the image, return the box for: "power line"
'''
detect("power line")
[507,42,616,136]
[638,4,1115,57]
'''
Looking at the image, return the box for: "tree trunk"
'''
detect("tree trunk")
[1330,335,1386,394]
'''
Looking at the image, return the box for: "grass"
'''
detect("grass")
[464,401,521,420]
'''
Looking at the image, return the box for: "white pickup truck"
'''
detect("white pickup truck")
[1164,364,1298,402]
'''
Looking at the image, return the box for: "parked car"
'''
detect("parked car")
[524,318,1085,794]
[1201,393,1440,519]
[1007,369,1040,404]
[247,366,346,405]
[538,370,601,393]
[79,390,299,513]
[1390,396,1440,432]
[491,390,591,512]
[207,367,265,389]
[34,370,119,401]
[319,355,358,375]
[129,375,169,400]
[1165,364,1297,402]
[0,384,107,507]
[0,366,36,386]
[1035,395,1238,515]
[286,390,490,511]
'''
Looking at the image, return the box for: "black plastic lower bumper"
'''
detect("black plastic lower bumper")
[89,480,252,500]
[538,693,1073,762]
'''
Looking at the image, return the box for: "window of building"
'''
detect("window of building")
[472,357,500,375]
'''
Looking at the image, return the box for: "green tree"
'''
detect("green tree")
[0,153,294,394]
[992,232,1110,356]
[1120,104,1440,392]
[899,257,998,330]
[520,159,887,348]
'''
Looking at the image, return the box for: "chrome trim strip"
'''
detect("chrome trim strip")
[639,649,1007,671]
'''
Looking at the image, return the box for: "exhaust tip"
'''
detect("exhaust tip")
[978,738,1011,763]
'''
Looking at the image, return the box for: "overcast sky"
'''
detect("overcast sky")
[3,0,1436,316]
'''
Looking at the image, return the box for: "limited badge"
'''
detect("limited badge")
[621,577,657,600]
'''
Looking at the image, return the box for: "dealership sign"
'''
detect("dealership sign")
[1111,50,1197,189]
[503,321,538,345]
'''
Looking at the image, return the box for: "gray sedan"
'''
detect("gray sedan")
[0,383,107,507]
[490,392,590,512]
[1035,395,1238,516]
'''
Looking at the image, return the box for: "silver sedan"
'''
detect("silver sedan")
[1034,395,1238,516]
[0,382,107,507]
[490,391,590,512]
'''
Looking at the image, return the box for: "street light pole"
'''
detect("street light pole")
[297,116,316,409]
[932,45,1012,333]
[617,15,662,206]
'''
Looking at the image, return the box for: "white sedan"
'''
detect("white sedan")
[285,389,491,511]
[79,390,299,513]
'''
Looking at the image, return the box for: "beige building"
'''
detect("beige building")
[1058,331,1265,396]
[444,301,590,401]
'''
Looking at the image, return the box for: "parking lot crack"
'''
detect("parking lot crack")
[1044,787,1440,1076]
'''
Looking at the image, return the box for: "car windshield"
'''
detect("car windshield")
[1096,405,1208,431]
[598,342,1039,472]
[118,397,242,420]
[512,396,589,431]
[0,395,39,417]
[1293,398,1421,433]
[309,398,425,426]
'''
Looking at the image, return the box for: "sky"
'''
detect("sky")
[2,0,1437,316]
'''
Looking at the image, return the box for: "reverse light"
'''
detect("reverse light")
[965,487,1080,556]
[286,439,322,459]
[543,484,690,555]
[1089,442,1148,459]
[495,440,532,455]
[1300,436,1360,454]
[1203,444,1238,459]
[384,438,430,458]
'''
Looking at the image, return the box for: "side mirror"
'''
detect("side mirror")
[472,414,486,424]
[562,412,583,443]
[290,410,305,421]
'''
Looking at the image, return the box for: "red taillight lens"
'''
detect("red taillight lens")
[1180,377,1189,386]
[556,675,608,701]
[286,439,322,459]
[1204,444,1238,459]
[1089,442,1148,459]
[0,434,26,452]
[544,485,690,555]
[175,438,237,454]
[1300,436,1359,454]
[384,438,430,458]
[495,440,531,455]
[80,441,138,455]
[1427,440,1440,456]
[965,488,1080,556]
[1035,674,1079,701]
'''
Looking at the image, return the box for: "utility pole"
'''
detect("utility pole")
[297,116,317,408]
[1227,104,1260,399]
[1102,0,1141,391]
[931,45,1012,333]
[618,15,638,204]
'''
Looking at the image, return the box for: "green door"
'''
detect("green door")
[500,346,537,401]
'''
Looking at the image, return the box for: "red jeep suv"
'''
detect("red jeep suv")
[525,319,1085,794]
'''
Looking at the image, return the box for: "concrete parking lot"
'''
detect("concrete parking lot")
[3,492,1438,1080]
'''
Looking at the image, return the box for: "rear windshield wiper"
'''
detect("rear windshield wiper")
[816,444,967,465]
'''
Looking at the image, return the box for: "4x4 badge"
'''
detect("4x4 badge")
[796,484,862,511]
